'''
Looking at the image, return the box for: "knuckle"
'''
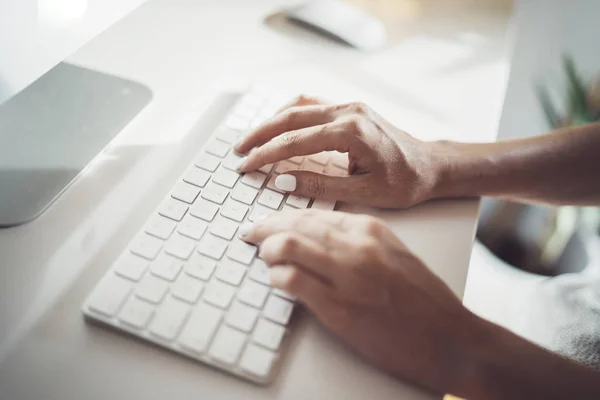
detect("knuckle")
[360,237,382,259]
[306,174,327,197]
[279,234,299,258]
[344,115,365,135]
[281,108,300,130]
[279,131,300,148]
[322,227,335,248]
[350,101,369,115]
[364,217,386,237]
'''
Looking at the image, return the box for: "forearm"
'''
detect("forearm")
[450,315,600,400]
[428,122,600,206]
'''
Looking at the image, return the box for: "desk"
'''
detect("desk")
[0,1,512,398]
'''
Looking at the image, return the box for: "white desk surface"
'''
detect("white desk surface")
[0,0,512,399]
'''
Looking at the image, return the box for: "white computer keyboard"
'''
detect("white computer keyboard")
[81,86,348,384]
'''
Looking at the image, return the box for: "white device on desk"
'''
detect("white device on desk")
[287,0,387,51]
[82,86,344,384]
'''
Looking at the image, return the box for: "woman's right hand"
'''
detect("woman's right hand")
[235,96,442,209]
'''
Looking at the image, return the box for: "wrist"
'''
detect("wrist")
[426,140,490,201]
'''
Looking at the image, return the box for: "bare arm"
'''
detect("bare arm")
[236,98,600,208]
[454,316,600,400]
[242,210,600,400]
[430,122,600,206]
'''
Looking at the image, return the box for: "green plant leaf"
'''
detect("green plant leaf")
[563,55,591,121]
[536,83,561,128]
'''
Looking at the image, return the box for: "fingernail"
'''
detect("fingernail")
[233,156,247,171]
[238,222,253,238]
[275,174,296,192]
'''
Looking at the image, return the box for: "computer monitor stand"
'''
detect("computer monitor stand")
[0,62,152,228]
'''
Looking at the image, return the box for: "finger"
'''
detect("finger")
[234,104,335,154]
[239,122,350,172]
[241,208,348,245]
[276,95,327,113]
[273,170,369,202]
[270,265,352,332]
[258,231,334,281]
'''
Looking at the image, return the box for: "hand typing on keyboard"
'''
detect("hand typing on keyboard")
[235,96,439,209]
[241,209,470,395]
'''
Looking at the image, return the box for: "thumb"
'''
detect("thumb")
[273,171,362,202]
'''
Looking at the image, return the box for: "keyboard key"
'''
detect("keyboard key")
[205,138,230,158]
[272,288,296,301]
[257,189,284,210]
[234,101,261,120]
[281,204,297,212]
[227,239,256,265]
[266,175,284,193]
[215,259,247,286]
[220,199,249,222]
[151,253,183,281]
[275,160,297,174]
[231,183,258,205]
[309,152,330,165]
[288,156,304,165]
[171,273,204,304]
[145,214,176,240]
[135,274,169,304]
[201,182,229,204]
[222,152,244,170]
[158,198,189,221]
[130,233,163,260]
[215,127,239,144]
[311,198,336,211]
[248,205,275,222]
[189,198,219,221]
[118,296,155,329]
[185,252,217,280]
[241,171,267,189]
[208,325,247,365]
[195,152,221,172]
[164,233,197,260]
[240,344,276,378]
[197,233,228,259]
[225,114,250,131]
[331,151,349,168]
[149,297,190,341]
[225,301,258,332]
[178,214,208,240]
[203,280,236,308]
[114,253,149,281]
[209,215,239,240]
[300,159,323,173]
[179,303,223,354]
[87,273,132,316]
[248,259,271,285]
[237,279,269,308]
[258,163,273,174]
[182,166,211,188]
[252,319,285,351]
[263,295,294,325]
[171,181,201,204]
[212,167,240,188]
[286,194,310,209]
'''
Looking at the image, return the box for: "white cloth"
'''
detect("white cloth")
[520,273,600,369]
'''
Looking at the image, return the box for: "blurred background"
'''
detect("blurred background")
[463,0,600,332]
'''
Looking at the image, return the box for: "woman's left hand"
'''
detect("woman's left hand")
[241,209,478,394]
